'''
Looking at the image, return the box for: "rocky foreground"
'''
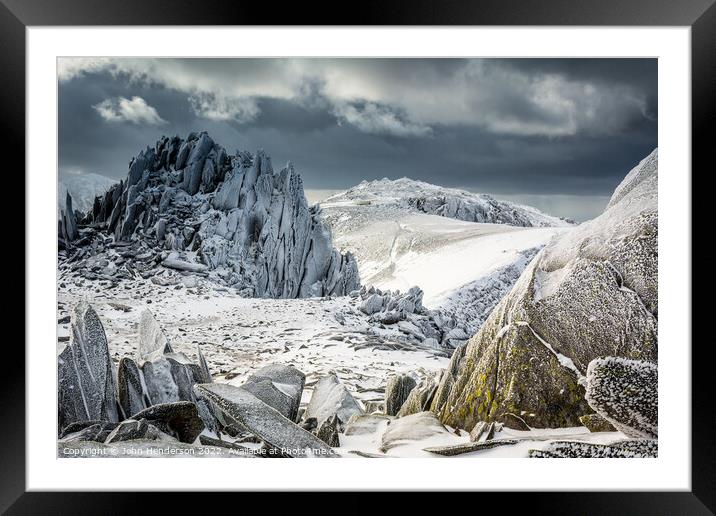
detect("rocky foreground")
[57,296,657,458]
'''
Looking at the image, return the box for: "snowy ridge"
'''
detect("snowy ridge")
[59,173,118,215]
[323,177,574,228]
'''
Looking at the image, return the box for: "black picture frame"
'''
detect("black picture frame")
[3,0,710,511]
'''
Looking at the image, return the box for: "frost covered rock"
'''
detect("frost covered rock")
[585,357,657,438]
[304,374,364,426]
[529,439,657,458]
[131,401,205,443]
[66,132,360,299]
[240,364,305,422]
[384,374,417,416]
[58,302,119,432]
[195,383,337,457]
[433,150,658,431]
[379,411,450,452]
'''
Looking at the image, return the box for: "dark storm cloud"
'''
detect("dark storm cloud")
[58,58,657,221]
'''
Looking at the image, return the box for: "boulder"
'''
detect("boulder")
[585,357,657,438]
[380,411,450,452]
[434,150,658,431]
[579,413,617,433]
[469,421,496,443]
[240,364,305,422]
[384,374,417,416]
[304,374,363,426]
[58,302,119,431]
[195,383,337,458]
[131,401,205,443]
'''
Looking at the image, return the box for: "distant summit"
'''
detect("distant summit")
[324,177,574,228]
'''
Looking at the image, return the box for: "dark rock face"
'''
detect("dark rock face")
[131,402,205,443]
[117,357,150,418]
[240,364,305,422]
[384,374,417,416]
[64,132,360,299]
[434,150,658,431]
[585,357,657,438]
[58,302,120,432]
[195,383,337,458]
[315,414,340,447]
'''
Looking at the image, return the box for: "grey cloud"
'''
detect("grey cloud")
[58,58,657,221]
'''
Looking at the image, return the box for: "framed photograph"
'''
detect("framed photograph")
[6,0,710,510]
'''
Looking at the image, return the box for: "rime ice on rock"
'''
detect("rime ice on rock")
[58,301,119,432]
[585,357,657,439]
[195,383,337,457]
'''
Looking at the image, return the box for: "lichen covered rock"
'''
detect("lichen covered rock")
[434,150,658,430]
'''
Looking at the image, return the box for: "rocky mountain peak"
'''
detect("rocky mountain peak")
[58,132,360,299]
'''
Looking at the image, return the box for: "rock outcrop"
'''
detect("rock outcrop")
[58,301,120,431]
[433,150,658,430]
[379,411,450,452]
[63,131,359,298]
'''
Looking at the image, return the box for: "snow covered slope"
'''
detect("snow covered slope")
[58,173,117,214]
[324,177,574,228]
[322,193,570,339]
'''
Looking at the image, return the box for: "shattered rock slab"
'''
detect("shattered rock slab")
[195,383,337,458]
[423,439,520,456]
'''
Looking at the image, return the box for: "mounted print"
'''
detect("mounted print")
[56,57,658,459]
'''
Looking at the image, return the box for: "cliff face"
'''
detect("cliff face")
[68,132,359,298]
[433,150,658,430]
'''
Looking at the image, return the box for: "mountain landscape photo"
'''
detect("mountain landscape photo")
[56,58,658,459]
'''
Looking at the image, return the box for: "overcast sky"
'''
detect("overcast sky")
[58,58,657,221]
